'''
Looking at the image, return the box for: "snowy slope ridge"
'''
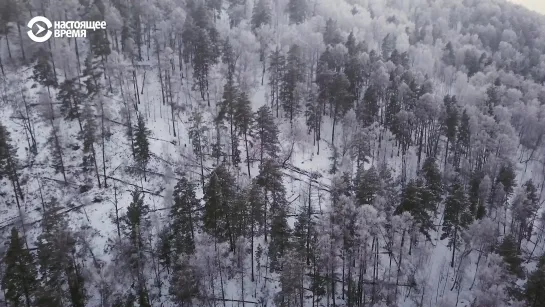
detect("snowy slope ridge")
[0,0,545,306]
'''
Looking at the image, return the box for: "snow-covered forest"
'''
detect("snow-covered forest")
[0,0,545,306]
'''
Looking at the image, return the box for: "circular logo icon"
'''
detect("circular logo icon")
[27,16,53,43]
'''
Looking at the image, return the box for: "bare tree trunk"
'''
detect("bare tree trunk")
[16,22,26,62]
[100,98,108,188]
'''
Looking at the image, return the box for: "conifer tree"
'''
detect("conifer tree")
[420,156,443,213]
[254,105,279,164]
[251,0,271,31]
[170,177,199,255]
[235,91,254,176]
[525,254,545,307]
[354,166,381,207]
[192,24,219,105]
[287,0,307,24]
[82,52,103,98]
[122,190,151,306]
[246,180,266,280]
[217,74,241,167]
[360,85,380,127]
[80,102,102,188]
[57,79,84,124]
[456,109,471,161]
[269,208,291,272]
[133,114,151,181]
[441,178,473,267]
[280,44,305,124]
[323,18,343,46]
[2,227,37,307]
[189,110,209,188]
[0,122,24,209]
[203,165,238,250]
[169,258,200,306]
[269,48,285,117]
[442,42,456,66]
[36,198,85,306]
[32,49,57,93]
[381,33,396,59]
[496,163,517,197]
[512,180,539,250]
[497,234,524,278]
[443,95,459,165]
[395,179,435,240]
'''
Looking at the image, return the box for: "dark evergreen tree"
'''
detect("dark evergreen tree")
[235,91,255,176]
[359,85,380,127]
[280,44,305,123]
[443,95,459,166]
[222,38,236,79]
[246,180,267,280]
[442,42,455,66]
[287,0,307,24]
[193,27,215,104]
[170,177,199,256]
[496,164,517,197]
[202,165,238,250]
[133,114,151,181]
[181,15,197,63]
[88,5,111,60]
[381,33,396,59]
[455,109,471,165]
[257,159,288,244]
[395,179,434,240]
[354,166,381,207]
[497,234,524,278]
[328,73,353,144]
[268,208,291,272]
[441,178,473,267]
[464,49,480,77]
[323,18,343,46]
[32,49,57,91]
[57,79,84,122]
[82,52,103,98]
[80,102,102,188]
[254,105,279,164]
[251,0,271,31]
[512,180,539,250]
[36,199,85,307]
[468,171,484,218]
[156,227,173,274]
[0,122,24,209]
[420,156,443,213]
[525,254,545,307]
[2,227,37,307]
[485,81,501,116]
[269,48,285,116]
[345,32,364,101]
[122,190,151,306]
[169,259,200,306]
[189,110,209,187]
